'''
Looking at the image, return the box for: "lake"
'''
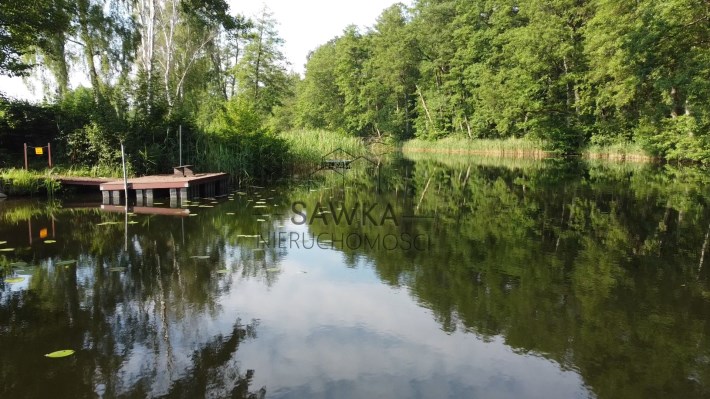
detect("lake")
[1,155,709,399]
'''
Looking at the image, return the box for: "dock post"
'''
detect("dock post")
[111,190,121,205]
[170,188,178,208]
[135,190,144,206]
[102,191,110,205]
[179,188,188,202]
[145,189,153,206]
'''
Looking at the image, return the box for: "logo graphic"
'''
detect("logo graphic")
[251,147,436,252]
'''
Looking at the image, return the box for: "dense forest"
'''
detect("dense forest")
[1,0,710,176]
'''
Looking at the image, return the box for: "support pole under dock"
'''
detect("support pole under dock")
[120,142,128,206]
[135,189,143,205]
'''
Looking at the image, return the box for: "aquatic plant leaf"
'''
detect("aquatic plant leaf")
[10,261,28,267]
[45,350,75,358]
[216,269,229,274]
[44,240,57,244]
[0,248,14,252]
[191,255,210,259]
[109,267,126,272]
[4,277,25,283]
[266,268,280,273]
[56,260,76,266]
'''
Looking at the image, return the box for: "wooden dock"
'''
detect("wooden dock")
[56,166,229,207]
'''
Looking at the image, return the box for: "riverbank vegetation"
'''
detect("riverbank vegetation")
[1,0,709,183]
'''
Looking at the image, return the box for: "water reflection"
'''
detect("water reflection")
[1,156,710,398]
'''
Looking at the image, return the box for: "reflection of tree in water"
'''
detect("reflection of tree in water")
[125,319,264,399]
[0,203,268,398]
[295,157,710,399]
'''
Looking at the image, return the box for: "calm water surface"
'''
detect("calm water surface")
[1,157,710,398]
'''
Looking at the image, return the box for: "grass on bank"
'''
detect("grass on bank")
[280,129,370,165]
[402,136,654,161]
[401,136,551,158]
[582,141,654,161]
[0,166,124,196]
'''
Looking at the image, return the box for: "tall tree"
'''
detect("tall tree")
[235,6,290,115]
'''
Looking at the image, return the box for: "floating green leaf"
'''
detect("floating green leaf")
[4,277,25,283]
[10,261,28,267]
[45,350,75,358]
[266,268,280,273]
[216,269,229,274]
[0,248,15,252]
[44,240,57,244]
[109,267,126,272]
[256,219,266,222]
[226,212,236,215]
[96,221,120,226]
[0,241,6,245]
[56,260,77,266]
[189,214,197,216]
[191,255,210,259]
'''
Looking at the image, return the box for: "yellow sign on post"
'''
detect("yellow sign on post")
[35,147,44,155]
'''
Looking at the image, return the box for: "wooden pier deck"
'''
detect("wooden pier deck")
[53,166,229,207]
[100,171,229,206]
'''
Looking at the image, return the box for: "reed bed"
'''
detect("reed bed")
[582,142,654,162]
[280,129,370,174]
[402,137,551,158]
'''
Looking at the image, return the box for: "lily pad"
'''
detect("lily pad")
[3,277,25,283]
[253,205,267,209]
[45,350,75,358]
[189,214,198,216]
[96,221,120,226]
[226,212,235,215]
[0,248,15,252]
[0,241,6,245]
[10,261,28,267]
[109,267,126,272]
[44,240,57,244]
[56,260,77,266]
[265,268,280,273]
[127,221,139,225]
[191,255,210,259]
[256,219,266,222]
[216,269,230,274]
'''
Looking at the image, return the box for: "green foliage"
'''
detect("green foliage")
[292,0,710,162]
[280,129,368,165]
[0,168,60,196]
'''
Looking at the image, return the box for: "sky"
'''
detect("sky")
[0,0,403,101]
